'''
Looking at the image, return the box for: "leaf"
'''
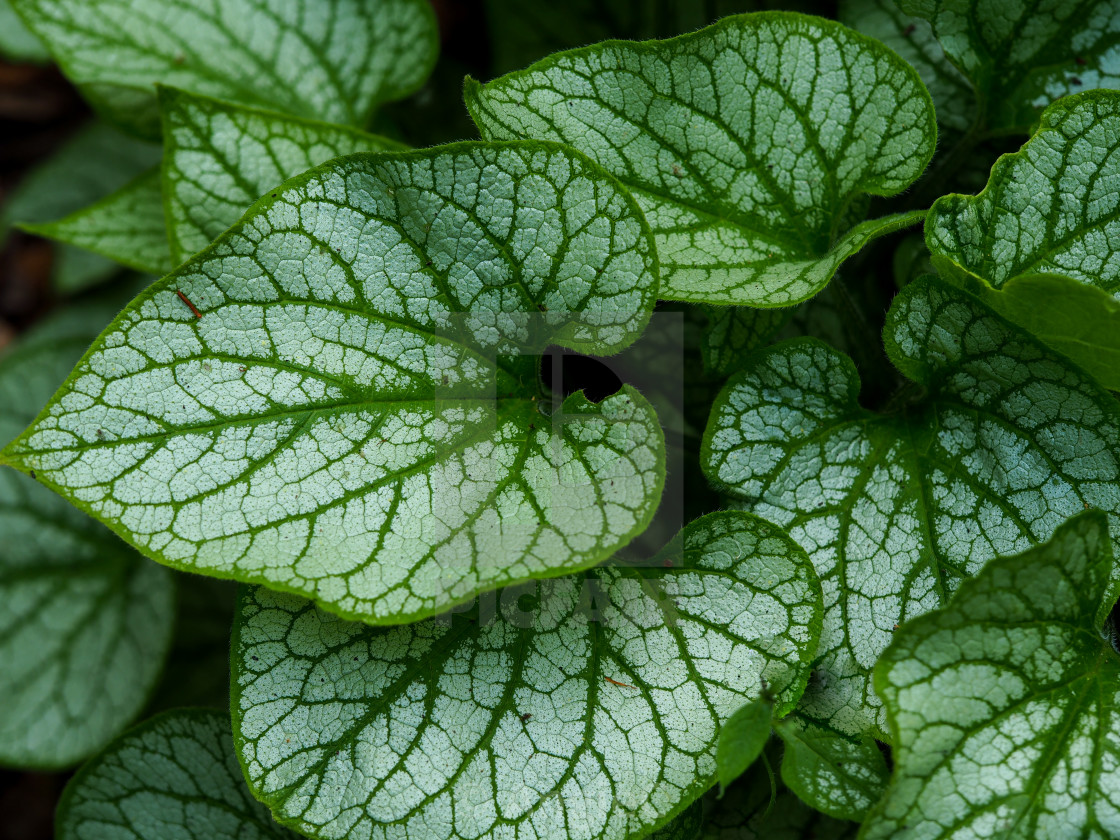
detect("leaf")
[898,0,1120,132]
[717,696,773,794]
[465,12,936,306]
[702,274,1120,738]
[699,306,791,377]
[231,511,823,840]
[1,122,161,292]
[21,169,173,276]
[926,90,1120,390]
[11,0,439,137]
[863,511,1120,839]
[838,0,973,133]
[160,87,406,264]
[0,300,174,769]
[55,709,302,840]
[702,761,857,840]
[773,715,888,822]
[2,142,664,625]
[0,0,46,62]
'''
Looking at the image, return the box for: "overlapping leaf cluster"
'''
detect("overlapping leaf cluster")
[2,1,1120,839]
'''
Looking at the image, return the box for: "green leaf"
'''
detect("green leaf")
[926,91,1120,390]
[465,12,936,306]
[773,715,888,822]
[717,696,773,795]
[55,709,301,840]
[863,511,1120,839]
[702,761,857,840]
[2,142,664,625]
[0,0,46,62]
[160,88,406,264]
[231,511,823,840]
[1,122,161,292]
[0,300,174,769]
[699,305,791,377]
[21,169,173,276]
[898,0,1120,132]
[702,274,1120,738]
[11,0,439,138]
[839,0,973,133]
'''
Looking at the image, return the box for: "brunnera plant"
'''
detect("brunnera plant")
[1,1,1119,839]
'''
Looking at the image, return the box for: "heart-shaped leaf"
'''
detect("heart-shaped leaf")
[231,512,823,840]
[465,12,935,307]
[56,709,302,840]
[1,142,664,625]
[160,88,406,264]
[863,511,1120,839]
[702,274,1120,737]
[898,0,1120,132]
[927,90,1120,389]
[0,300,174,769]
[11,0,438,137]
[773,715,887,823]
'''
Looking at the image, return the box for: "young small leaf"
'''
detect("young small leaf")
[839,0,973,133]
[160,88,406,263]
[21,169,172,276]
[2,142,663,625]
[231,511,823,840]
[55,709,301,840]
[702,274,1120,737]
[465,12,936,306]
[897,0,1120,132]
[11,0,438,137]
[773,715,888,823]
[863,511,1120,839]
[0,302,174,769]
[717,696,773,795]
[927,91,1120,389]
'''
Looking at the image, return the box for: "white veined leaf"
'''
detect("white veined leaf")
[20,169,173,276]
[160,87,406,263]
[926,90,1120,390]
[55,709,303,839]
[465,12,935,306]
[863,511,1120,839]
[898,0,1120,132]
[702,274,1120,737]
[838,0,973,133]
[1,142,664,626]
[11,0,438,137]
[1,122,161,292]
[0,300,174,769]
[773,714,887,823]
[231,511,823,840]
